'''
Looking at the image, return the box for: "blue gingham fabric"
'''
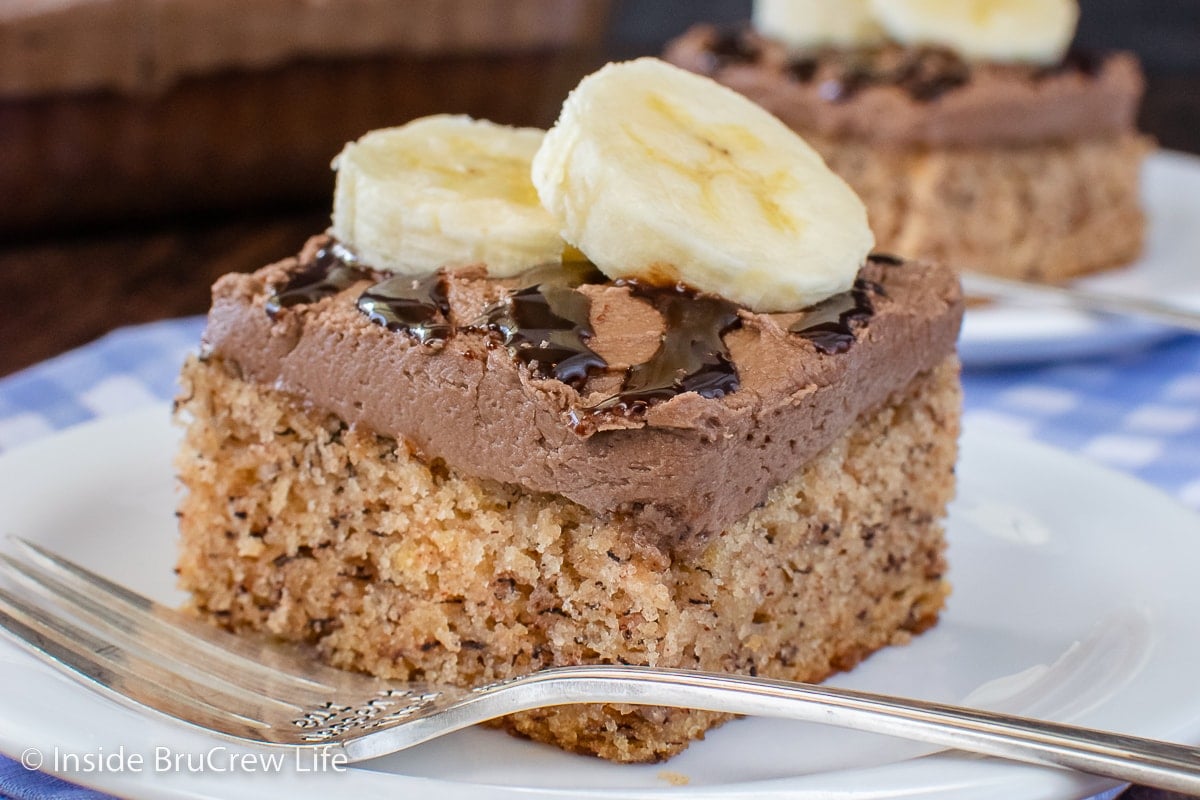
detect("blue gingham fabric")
[0,317,1196,799]
[0,757,111,800]
[963,334,1200,510]
[0,318,204,451]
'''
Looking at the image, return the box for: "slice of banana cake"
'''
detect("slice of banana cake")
[176,58,964,762]
[665,0,1150,283]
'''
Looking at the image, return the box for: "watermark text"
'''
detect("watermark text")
[19,745,347,775]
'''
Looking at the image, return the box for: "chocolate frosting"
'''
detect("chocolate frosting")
[664,24,1144,148]
[202,236,963,550]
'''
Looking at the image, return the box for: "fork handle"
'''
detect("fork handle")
[471,666,1200,794]
[961,271,1200,333]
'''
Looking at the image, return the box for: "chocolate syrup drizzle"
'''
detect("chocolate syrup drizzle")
[1035,49,1111,80]
[357,272,452,345]
[788,278,880,355]
[702,24,1111,105]
[816,47,971,103]
[265,244,371,318]
[701,26,761,72]
[590,284,743,413]
[477,262,607,389]
[787,58,819,84]
[866,252,904,267]
[698,25,972,102]
[265,240,886,418]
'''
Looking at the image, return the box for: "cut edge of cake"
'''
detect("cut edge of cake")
[175,348,960,762]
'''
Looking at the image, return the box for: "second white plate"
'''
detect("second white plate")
[959,150,1200,366]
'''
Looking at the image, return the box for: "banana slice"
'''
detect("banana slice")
[869,0,1080,64]
[531,58,874,313]
[753,0,886,51]
[331,114,564,277]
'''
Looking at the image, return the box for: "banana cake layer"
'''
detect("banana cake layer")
[198,237,963,551]
[176,351,960,761]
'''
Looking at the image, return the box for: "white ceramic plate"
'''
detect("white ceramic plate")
[0,409,1198,800]
[959,150,1200,366]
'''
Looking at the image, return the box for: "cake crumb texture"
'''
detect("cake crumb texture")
[175,354,961,762]
[813,133,1150,281]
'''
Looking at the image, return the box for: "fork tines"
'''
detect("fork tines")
[0,538,363,745]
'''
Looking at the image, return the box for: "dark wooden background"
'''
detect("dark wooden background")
[2,1,1198,379]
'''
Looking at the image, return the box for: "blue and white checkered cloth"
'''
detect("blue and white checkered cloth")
[963,334,1200,510]
[0,318,204,450]
[0,316,1196,799]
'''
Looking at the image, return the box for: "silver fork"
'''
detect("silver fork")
[1,537,1198,793]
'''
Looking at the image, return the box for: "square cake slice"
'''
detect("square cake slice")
[176,240,961,761]
[665,18,1151,283]
[175,58,964,762]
